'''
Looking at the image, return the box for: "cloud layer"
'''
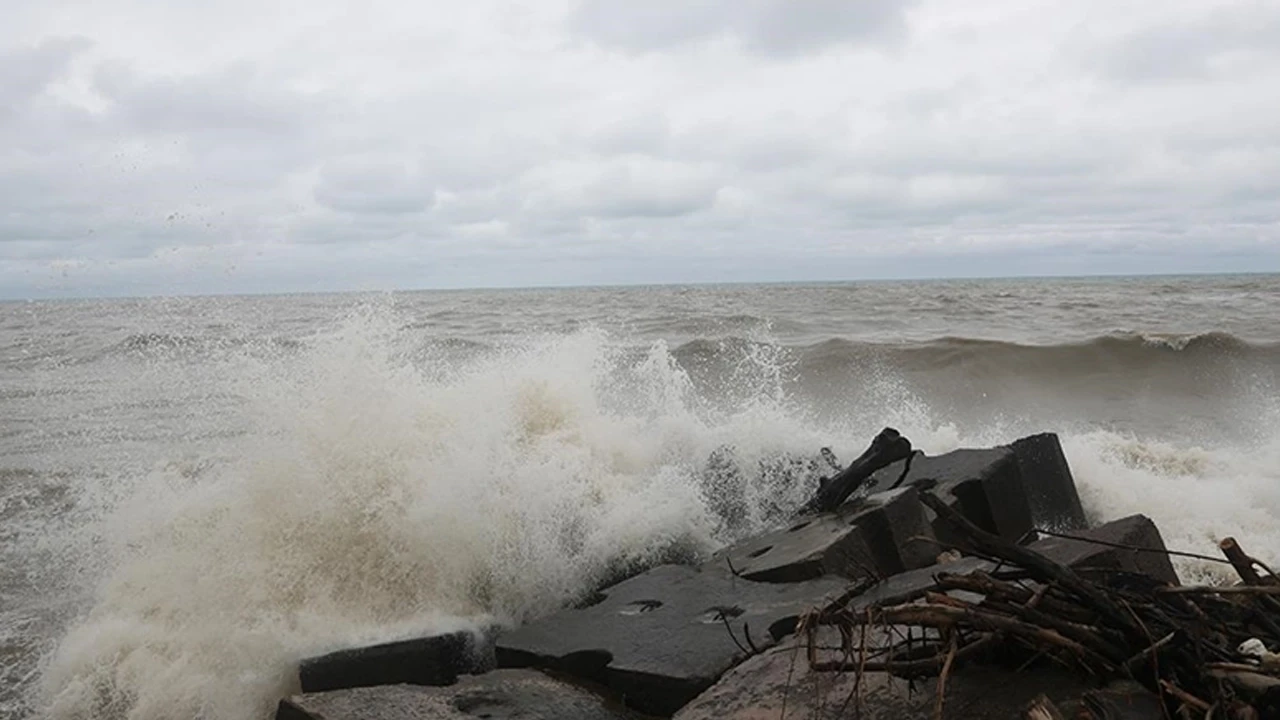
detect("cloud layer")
[2,0,1279,297]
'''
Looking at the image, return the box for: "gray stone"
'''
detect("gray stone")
[839,515,1178,617]
[298,630,494,693]
[1009,433,1087,531]
[711,486,936,583]
[495,563,849,716]
[276,670,638,720]
[673,632,1093,720]
[847,555,997,612]
[870,447,1034,546]
[1030,514,1179,585]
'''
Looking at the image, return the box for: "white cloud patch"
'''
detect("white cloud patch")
[571,0,914,55]
[0,0,1277,297]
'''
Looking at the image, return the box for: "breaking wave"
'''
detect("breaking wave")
[30,308,1280,720]
[672,330,1277,377]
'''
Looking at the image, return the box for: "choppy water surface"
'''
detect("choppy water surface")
[3,275,1279,719]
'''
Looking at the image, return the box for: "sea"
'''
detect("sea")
[3,274,1279,720]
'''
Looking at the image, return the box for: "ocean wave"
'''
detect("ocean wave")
[26,312,1280,720]
[105,332,304,359]
[664,331,1278,397]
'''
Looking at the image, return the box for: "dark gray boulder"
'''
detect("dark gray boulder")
[495,563,849,716]
[277,670,639,720]
[712,486,937,583]
[298,629,494,693]
[672,630,1095,720]
[1009,433,1087,531]
[844,513,1180,613]
[1030,514,1178,585]
[870,446,1034,546]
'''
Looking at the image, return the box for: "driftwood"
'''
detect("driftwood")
[799,427,913,514]
[799,488,1280,718]
[1023,694,1066,720]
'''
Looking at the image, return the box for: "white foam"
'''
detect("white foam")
[36,312,841,720]
[1064,431,1280,584]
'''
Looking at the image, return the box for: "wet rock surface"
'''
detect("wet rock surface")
[1008,433,1087,531]
[299,629,494,693]
[1030,513,1179,585]
[672,632,1096,720]
[712,486,936,583]
[278,670,640,720]
[870,446,1034,545]
[495,563,849,716]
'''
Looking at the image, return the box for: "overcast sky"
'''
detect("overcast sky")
[3,0,1279,298]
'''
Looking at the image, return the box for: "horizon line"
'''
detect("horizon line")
[3,269,1277,303]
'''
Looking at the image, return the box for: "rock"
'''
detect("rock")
[1030,514,1179,585]
[673,631,1093,719]
[299,629,494,693]
[496,563,849,716]
[836,515,1176,618]
[870,447,1034,546]
[1008,433,1087,531]
[844,515,1178,613]
[711,486,936,583]
[277,669,638,720]
[848,555,997,612]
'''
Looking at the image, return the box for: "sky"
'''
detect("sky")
[2,0,1279,298]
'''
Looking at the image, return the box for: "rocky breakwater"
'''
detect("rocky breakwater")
[275,430,1280,719]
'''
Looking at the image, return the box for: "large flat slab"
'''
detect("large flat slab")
[711,486,936,583]
[495,563,849,716]
[299,629,493,693]
[870,447,1034,546]
[673,631,1094,720]
[277,670,638,720]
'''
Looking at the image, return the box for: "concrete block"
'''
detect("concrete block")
[277,670,638,720]
[1009,433,1087,531]
[298,630,493,693]
[1030,514,1179,585]
[871,447,1034,546]
[847,555,998,612]
[495,563,848,716]
[711,486,936,583]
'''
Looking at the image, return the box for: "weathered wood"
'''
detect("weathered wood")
[917,491,1144,643]
[1221,537,1263,585]
[1022,694,1066,720]
[800,428,913,514]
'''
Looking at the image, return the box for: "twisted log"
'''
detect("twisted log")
[800,427,913,514]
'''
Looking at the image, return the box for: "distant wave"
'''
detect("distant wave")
[665,331,1280,405]
[107,333,303,358]
[671,330,1275,364]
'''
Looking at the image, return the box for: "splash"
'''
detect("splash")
[36,310,847,720]
[1065,431,1280,585]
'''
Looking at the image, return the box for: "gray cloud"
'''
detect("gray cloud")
[571,0,913,54]
[0,0,1277,298]
[314,157,436,215]
[1099,3,1280,83]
